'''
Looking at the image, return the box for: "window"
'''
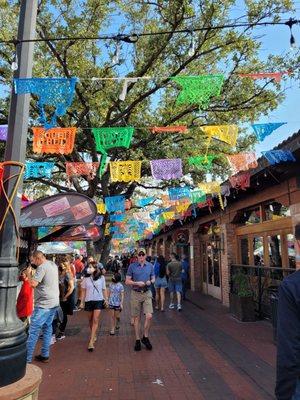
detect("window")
[253,237,264,266]
[268,235,282,268]
[287,233,296,268]
[240,238,249,265]
[264,202,290,221]
[239,207,261,225]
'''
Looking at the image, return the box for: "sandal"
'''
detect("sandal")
[88,341,94,352]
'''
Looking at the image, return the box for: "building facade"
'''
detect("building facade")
[144,132,300,307]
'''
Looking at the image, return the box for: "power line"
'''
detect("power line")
[0,17,299,45]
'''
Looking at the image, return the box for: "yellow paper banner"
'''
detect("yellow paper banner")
[201,125,238,146]
[109,160,142,182]
[96,202,106,214]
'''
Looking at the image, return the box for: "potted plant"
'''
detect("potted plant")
[229,271,256,322]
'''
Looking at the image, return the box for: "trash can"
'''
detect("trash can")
[268,286,279,342]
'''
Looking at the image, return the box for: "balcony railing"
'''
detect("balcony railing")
[230,264,295,319]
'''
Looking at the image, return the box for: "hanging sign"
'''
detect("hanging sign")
[150,158,183,180]
[20,193,97,227]
[0,125,8,141]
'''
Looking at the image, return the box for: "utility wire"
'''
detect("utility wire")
[0,17,299,45]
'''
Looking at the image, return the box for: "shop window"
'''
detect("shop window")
[240,238,249,265]
[239,207,261,225]
[287,233,296,268]
[253,236,264,266]
[264,202,290,221]
[268,235,282,268]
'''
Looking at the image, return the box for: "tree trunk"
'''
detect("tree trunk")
[94,236,112,265]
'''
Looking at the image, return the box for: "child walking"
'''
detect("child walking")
[108,273,124,335]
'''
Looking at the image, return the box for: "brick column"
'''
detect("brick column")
[190,231,201,291]
[290,203,300,269]
[220,223,236,306]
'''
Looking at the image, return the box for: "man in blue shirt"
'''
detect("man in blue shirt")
[276,270,300,399]
[125,247,155,351]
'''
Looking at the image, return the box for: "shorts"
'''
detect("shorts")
[168,280,182,293]
[130,290,153,317]
[84,300,104,311]
[154,276,168,289]
[109,305,122,311]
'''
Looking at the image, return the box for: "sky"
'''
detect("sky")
[231,1,300,155]
[1,1,299,157]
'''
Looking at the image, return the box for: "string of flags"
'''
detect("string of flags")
[7,73,298,247]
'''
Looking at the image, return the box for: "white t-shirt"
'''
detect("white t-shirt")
[81,276,106,302]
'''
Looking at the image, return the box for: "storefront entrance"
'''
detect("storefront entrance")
[201,240,222,299]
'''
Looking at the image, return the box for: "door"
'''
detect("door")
[201,240,221,299]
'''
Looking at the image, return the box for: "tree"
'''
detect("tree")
[0,0,298,261]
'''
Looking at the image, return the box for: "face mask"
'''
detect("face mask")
[86,267,94,274]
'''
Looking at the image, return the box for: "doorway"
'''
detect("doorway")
[201,240,221,299]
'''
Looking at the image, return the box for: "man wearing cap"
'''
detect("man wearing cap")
[125,247,155,351]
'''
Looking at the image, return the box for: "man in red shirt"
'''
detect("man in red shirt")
[74,255,84,308]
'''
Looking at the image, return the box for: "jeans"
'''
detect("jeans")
[293,379,300,399]
[26,306,57,362]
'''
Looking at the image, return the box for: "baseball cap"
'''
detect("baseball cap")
[137,247,146,255]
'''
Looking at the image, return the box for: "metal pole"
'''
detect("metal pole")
[0,0,38,387]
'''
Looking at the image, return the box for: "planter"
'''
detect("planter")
[229,293,256,322]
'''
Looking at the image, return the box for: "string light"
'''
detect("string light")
[285,18,297,50]
[188,31,196,57]
[11,42,18,71]
[112,40,121,65]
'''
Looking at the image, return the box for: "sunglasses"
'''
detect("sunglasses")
[138,252,145,256]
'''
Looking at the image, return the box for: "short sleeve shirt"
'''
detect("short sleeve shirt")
[81,276,106,302]
[108,282,124,307]
[34,260,59,308]
[126,262,154,290]
[167,261,182,281]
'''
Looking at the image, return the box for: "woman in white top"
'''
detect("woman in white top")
[80,262,107,351]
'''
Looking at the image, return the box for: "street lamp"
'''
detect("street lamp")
[0,0,38,387]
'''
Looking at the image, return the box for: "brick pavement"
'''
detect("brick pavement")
[35,291,276,400]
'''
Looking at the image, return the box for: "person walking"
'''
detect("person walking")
[107,272,124,335]
[26,251,59,363]
[154,255,168,312]
[56,260,75,340]
[167,253,183,311]
[275,270,300,399]
[79,262,107,351]
[125,247,155,351]
[16,263,34,331]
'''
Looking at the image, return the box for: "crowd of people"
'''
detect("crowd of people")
[15,248,190,362]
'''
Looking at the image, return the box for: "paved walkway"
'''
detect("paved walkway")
[35,291,276,400]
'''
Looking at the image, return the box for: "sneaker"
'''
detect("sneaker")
[34,354,49,363]
[177,304,182,311]
[50,335,56,345]
[134,339,141,351]
[141,336,152,350]
[169,303,175,309]
[56,332,65,340]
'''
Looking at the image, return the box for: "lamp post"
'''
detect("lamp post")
[0,0,38,387]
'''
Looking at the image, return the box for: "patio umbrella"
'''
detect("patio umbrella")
[37,242,74,254]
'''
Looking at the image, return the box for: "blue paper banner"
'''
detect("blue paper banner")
[24,162,54,179]
[262,150,296,165]
[14,77,77,128]
[251,122,286,141]
[105,195,125,213]
[168,186,191,201]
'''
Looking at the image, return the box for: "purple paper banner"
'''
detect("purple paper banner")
[0,125,8,141]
